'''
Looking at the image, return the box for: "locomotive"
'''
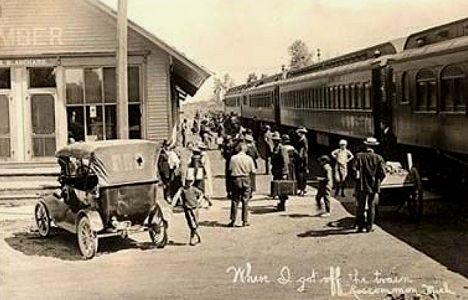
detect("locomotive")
[224,17,468,195]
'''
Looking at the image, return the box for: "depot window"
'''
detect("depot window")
[65,66,142,142]
[416,69,437,112]
[29,67,56,88]
[441,65,465,112]
[0,68,11,89]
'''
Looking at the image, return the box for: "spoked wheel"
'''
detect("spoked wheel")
[148,208,168,248]
[77,216,99,259]
[35,202,51,237]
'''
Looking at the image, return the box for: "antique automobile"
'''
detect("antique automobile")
[34,140,171,259]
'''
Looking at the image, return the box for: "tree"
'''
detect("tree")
[288,40,313,70]
[213,73,235,102]
[246,72,258,83]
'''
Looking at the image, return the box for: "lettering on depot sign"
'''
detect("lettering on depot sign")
[0,27,63,47]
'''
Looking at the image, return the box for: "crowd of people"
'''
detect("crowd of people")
[159,110,388,245]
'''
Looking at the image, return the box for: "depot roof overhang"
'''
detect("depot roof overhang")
[88,0,212,97]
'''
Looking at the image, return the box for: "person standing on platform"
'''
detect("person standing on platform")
[380,121,398,161]
[244,134,259,199]
[157,140,175,202]
[179,179,203,246]
[200,142,213,207]
[315,155,334,217]
[181,119,189,147]
[221,135,235,199]
[295,127,309,196]
[353,137,387,233]
[331,139,354,197]
[228,143,256,227]
[187,142,212,207]
[263,125,274,175]
[271,132,291,211]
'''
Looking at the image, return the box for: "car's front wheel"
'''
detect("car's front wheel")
[35,202,51,237]
[77,216,99,259]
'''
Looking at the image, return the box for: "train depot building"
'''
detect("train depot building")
[0,0,210,168]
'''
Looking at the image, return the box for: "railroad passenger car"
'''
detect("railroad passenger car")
[224,84,245,116]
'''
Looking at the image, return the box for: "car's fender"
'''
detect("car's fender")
[39,194,68,222]
[76,210,104,233]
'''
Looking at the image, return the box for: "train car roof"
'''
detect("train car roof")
[259,55,391,90]
[391,34,468,63]
[404,17,468,50]
[286,41,401,78]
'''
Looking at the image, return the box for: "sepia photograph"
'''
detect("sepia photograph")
[0,0,467,299]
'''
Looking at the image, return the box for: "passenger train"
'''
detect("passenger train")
[224,17,468,194]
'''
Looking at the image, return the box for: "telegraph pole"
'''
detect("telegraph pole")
[116,0,129,139]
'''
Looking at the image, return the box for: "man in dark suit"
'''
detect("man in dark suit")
[353,137,387,233]
[295,127,309,196]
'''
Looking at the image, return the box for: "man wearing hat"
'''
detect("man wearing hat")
[315,155,334,217]
[331,139,354,197]
[221,135,235,199]
[228,143,256,227]
[158,140,175,202]
[187,142,211,205]
[295,127,309,196]
[271,132,291,211]
[244,134,259,197]
[263,125,274,175]
[353,137,387,233]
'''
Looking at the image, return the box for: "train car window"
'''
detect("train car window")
[340,86,347,109]
[336,86,341,109]
[364,83,372,109]
[318,88,323,109]
[338,86,343,109]
[441,65,465,112]
[309,89,317,108]
[347,86,353,109]
[356,84,363,109]
[308,89,312,109]
[330,87,335,109]
[316,88,320,108]
[307,89,311,109]
[416,69,437,112]
[401,72,411,104]
[303,90,307,108]
[332,87,337,109]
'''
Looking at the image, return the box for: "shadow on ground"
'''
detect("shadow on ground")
[250,205,279,215]
[378,214,468,279]
[4,229,164,261]
[338,197,468,279]
[297,217,357,238]
[199,220,228,228]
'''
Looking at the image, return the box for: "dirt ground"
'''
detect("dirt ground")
[1,148,467,300]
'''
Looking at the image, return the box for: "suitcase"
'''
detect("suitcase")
[271,180,297,197]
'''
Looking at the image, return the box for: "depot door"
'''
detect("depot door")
[23,67,58,161]
[0,67,14,161]
[0,92,13,161]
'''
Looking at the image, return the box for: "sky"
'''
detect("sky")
[101,0,468,101]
